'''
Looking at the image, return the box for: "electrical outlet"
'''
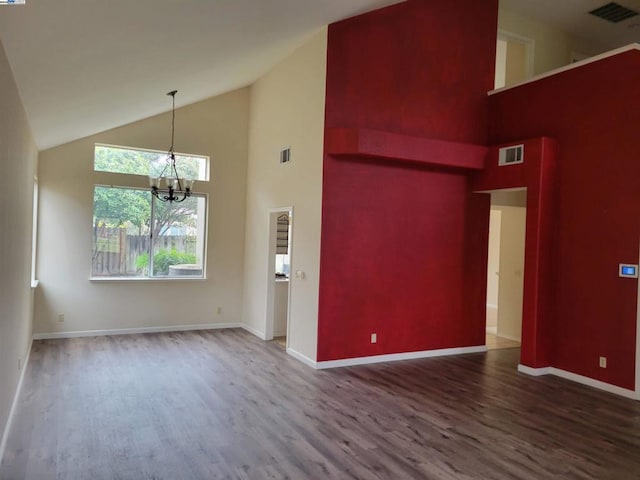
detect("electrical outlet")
[217,307,222,315]
[57,313,65,323]
[371,333,377,344]
[599,356,607,368]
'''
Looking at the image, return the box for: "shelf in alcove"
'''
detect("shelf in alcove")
[325,128,487,171]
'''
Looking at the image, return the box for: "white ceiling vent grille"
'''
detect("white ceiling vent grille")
[280,147,291,164]
[498,144,524,166]
[589,2,639,23]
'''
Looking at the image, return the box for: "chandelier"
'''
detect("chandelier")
[149,90,194,203]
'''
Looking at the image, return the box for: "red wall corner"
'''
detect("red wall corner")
[488,50,640,389]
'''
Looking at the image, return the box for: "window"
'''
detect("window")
[94,144,208,181]
[275,213,290,279]
[31,176,38,286]
[91,144,209,279]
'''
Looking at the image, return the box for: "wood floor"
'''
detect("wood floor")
[485,333,520,350]
[2,329,639,480]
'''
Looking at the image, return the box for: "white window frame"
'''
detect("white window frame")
[90,143,210,281]
[31,176,39,288]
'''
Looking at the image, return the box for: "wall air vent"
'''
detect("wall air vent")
[589,2,639,23]
[280,147,291,164]
[498,144,524,166]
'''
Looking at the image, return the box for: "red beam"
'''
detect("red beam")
[325,128,487,171]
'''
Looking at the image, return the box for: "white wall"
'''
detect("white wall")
[495,205,526,341]
[498,8,609,76]
[486,209,501,330]
[243,29,327,361]
[0,40,38,455]
[35,90,249,334]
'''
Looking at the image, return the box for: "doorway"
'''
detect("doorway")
[486,189,526,350]
[494,31,534,89]
[266,208,292,348]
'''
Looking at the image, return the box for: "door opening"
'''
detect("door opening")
[495,31,534,89]
[485,189,526,350]
[266,208,292,348]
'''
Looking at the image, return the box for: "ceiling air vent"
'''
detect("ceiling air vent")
[498,144,524,166]
[280,147,291,164]
[589,2,639,23]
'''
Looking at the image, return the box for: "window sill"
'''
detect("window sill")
[89,276,207,282]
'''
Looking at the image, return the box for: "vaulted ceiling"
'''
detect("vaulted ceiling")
[0,0,638,150]
[0,0,404,150]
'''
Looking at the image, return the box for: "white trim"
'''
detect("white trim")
[489,43,640,96]
[32,323,241,340]
[241,324,267,341]
[30,176,38,286]
[517,364,552,376]
[315,345,487,370]
[486,303,497,310]
[0,340,33,466]
[286,348,318,368]
[89,276,208,282]
[518,364,638,400]
[551,368,638,400]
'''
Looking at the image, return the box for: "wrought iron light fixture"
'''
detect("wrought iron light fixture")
[149,90,194,203]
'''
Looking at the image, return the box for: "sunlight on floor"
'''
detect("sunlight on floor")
[486,333,520,350]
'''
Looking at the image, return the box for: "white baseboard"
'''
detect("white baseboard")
[517,364,552,376]
[550,367,638,400]
[315,345,487,370]
[241,324,267,341]
[32,322,242,340]
[518,364,638,400]
[0,339,33,467]
[286,348,317,368]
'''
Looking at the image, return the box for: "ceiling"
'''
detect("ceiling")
[0,0,638,151]
[0,0,404,150]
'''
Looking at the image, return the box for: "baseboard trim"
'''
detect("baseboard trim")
[315,345,487,370]
[518,364,638,400]
[32,323,242,340]
[286,348,318,368]
[0,339,33,467]
[241,324,267,341]
[550,367,638,400]
[517,364,552,376]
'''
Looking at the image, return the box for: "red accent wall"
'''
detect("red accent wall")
[318,0,498,361]
[488,50,640,389]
